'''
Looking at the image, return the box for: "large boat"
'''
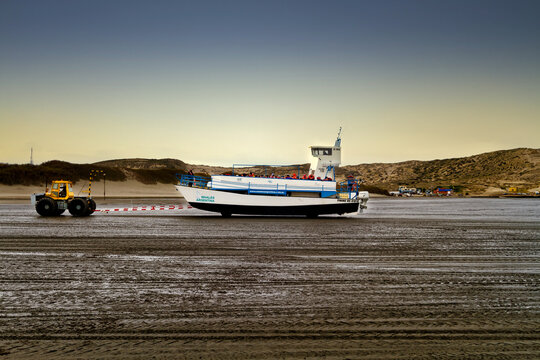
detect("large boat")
[175,129,368,217]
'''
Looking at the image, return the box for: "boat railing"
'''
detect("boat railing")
[218,174,335,181]
[176,173,361,198]
[176,174,210,188]
[337,179,361,199]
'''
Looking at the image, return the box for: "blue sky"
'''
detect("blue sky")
[1,0,539,165]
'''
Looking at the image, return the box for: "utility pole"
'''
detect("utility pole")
[30,147,34,165]
[89,170,106,199]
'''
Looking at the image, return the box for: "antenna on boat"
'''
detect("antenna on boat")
[335,127,342,147]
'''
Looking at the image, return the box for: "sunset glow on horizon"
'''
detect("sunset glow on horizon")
[1,0,539,166]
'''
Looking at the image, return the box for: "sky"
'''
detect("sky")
[1,0,539,166]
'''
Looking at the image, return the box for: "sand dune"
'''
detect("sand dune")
[0,180,180,200]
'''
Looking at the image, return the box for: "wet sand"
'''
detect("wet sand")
[0,198,539,359]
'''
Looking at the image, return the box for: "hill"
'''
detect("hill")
[0,159,192,187]
[339,148,539,194]
[94,158,187,170]
[1,148,538,195]
[0,161,125,186]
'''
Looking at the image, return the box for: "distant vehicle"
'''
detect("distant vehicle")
[392,186,422,196]
[433,188,452,196]
[31,180,96,217]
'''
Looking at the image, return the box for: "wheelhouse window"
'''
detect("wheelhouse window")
[311,148,332,156]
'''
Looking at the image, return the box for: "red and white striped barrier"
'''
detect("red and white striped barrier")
[95,205,192,213]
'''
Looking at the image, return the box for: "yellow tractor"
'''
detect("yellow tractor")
[31,180,96,217]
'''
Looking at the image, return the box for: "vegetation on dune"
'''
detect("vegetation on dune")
[94,158,187,170]
[131,168,186,184]
[358,184,389,196]
[0,160,197,186]
[0,161,126,186]
[1,148,537,194]
[342,148,539,192]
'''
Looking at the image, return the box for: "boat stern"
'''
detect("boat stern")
[357,191,369,213]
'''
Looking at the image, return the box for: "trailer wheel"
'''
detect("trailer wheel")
[87,198,96,215]
[36,197,57,216]
[68,198,89,217]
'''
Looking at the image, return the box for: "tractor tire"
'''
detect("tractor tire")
[86,198,96,215]
[55,209,66,216]
[68,198,89,217]
[36,197,57,216]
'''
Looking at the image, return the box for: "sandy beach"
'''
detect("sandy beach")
[1,198,538,359]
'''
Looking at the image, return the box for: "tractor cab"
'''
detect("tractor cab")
[46,180,74,201]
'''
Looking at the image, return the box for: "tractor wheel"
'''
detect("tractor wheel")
[68,198,89,217]
[36,197,57,216]
[86,198,96,215]
[55,209,66,216]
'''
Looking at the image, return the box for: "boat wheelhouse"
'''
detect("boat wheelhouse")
[175,129,368,217]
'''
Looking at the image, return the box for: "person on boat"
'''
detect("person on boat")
[302,174,307,180]
[187,169,194,187]
[347,175,355,191]
[316,177,321,180]
[308,174,315,180]
[292,173,297,179]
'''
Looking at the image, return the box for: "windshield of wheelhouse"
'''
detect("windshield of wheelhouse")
[311,148,332,156]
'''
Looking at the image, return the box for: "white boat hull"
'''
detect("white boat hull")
[175,185,368,216]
